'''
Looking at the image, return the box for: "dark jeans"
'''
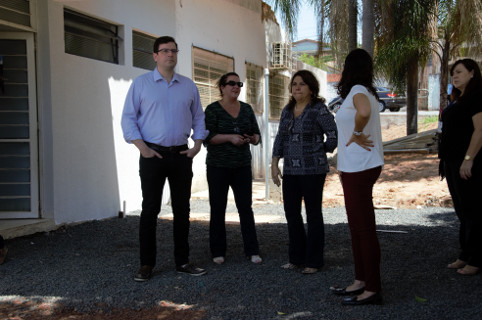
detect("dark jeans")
[138,150,193,267]
[207,165,259,257]
[340,166,382,292]
[445,160,482,267]
[0,235,4,248]
[282,174,326,268]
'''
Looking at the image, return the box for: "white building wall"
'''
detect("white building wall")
[34,0,270,223]
[40,0,176,223]
[173,0,266,191]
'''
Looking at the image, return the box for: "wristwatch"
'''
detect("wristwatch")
[353,131,363,136]
[464,155,472,161]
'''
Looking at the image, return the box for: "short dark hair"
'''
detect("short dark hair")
[153,36,178,53]
[287,70,325,109]
[450,58,482,101]
[217,72,239,96]
[336,48,378,100]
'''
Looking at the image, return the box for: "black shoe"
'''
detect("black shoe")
[330,285,365,296]
[342,292,383,306]
[176,263,207,276]
[134,265,153,282]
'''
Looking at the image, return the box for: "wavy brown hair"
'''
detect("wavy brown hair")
[450,58,482,102]
[287,70,325,110]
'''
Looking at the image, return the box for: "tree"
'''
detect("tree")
[269,0,359,67]
[375,0,436,135]
[361,0,374,56]
[431,0,482,113]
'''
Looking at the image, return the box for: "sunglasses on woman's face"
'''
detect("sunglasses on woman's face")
[225,81,243,87]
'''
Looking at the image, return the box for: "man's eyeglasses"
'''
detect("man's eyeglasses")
[156,49,179,54]
[225,81,243,87]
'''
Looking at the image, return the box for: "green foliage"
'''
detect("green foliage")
[298,53,332,71]
[421,115,438,124]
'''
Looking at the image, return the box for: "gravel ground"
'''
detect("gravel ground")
[1,199,480,319]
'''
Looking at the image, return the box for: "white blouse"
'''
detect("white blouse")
[335,85,384,172]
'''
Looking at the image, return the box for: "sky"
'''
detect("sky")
[295,4,318,41]
[276,1,363,42]
[273,2,319,41]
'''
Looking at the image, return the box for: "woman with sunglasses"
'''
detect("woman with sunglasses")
[271,70,337,274]
[204,72,262,265]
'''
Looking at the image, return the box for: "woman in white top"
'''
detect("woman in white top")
[329,49,384,306]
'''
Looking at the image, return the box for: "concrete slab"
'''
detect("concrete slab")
[0,219,58,239]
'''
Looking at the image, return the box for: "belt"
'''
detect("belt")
[144,141,188,153]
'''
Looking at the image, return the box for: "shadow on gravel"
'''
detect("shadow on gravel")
[1,210,480,320]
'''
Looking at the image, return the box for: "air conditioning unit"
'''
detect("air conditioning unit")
[271,42,292,69]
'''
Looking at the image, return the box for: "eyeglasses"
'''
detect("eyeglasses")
[156,48,179,54]
[225,81,243,87]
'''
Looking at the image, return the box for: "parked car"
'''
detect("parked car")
[328,87,406,113]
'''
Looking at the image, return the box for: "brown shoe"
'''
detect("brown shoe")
[134,265,153,282]
[0,247,8,265]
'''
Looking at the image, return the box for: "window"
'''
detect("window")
[269,73,289,120]
[245,63,263,114]
[0,0,30,27]
[132,31,156,70]
[64,9,120,64]
[192,47,234,108]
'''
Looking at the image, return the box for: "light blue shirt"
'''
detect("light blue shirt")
[121,68,208,147]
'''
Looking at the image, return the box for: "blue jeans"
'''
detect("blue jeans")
[138,150,193,267]
[282,174,326,268]
[207,165,259,257]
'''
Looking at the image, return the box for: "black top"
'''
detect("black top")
[440,91,482,168]
[204,101,260,168]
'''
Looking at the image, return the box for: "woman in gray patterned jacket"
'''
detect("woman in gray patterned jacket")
[271,70,337,274]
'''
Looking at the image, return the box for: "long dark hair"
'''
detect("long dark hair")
[336,48,379,100]
[287,70,325,110]
[450,58,482,102]
[217,72,239,96]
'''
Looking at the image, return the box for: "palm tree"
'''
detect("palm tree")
[375,0,436,135]
[431,0,482,112]
[269,0,359,67]
[362,0,374,56]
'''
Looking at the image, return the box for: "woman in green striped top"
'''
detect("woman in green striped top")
[204,72,262,265]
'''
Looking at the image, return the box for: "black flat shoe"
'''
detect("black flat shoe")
[342,292,383,306]
[330,285,365,296]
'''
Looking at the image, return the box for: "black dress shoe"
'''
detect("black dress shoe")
[330,286,365,296]
[342,292,383,306]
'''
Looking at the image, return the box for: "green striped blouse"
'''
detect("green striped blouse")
[204,101,261,168]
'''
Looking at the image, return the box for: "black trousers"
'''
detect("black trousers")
[138,151,193,267]
[445,160,482,268]
[207,165,259,257]
[282,174,326,268]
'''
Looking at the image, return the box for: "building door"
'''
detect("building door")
[0,33,38,218]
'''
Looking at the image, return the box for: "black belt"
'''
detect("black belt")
[144,141,188,153]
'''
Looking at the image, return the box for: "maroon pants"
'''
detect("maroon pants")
[341,166,382,292]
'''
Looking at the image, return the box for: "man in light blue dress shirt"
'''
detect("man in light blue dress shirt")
[122,36,208,281]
